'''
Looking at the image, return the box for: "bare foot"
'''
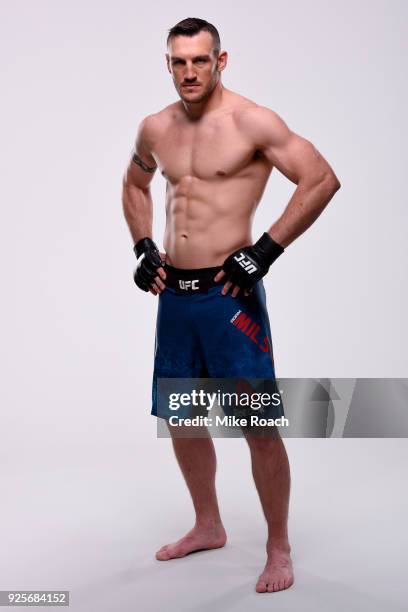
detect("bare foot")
[155,523,227,561]
[255,547,294,593]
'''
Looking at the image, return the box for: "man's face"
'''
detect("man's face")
[166,31,226,104]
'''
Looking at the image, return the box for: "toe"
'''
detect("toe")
[267,582,274,593]
[285,575,294,589]
[155,546,170,561]
[256,580,267,593]
[171,548,183,559]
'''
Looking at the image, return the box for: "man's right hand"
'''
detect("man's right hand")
[133,237,166,295]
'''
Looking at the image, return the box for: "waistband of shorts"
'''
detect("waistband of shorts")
[164,264,224,293]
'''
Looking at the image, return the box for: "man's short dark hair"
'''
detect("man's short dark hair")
[167,18,221,55]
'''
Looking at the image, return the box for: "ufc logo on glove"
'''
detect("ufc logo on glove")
[234,252,258,274]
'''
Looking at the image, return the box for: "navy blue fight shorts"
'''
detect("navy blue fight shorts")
[152,264,284,422]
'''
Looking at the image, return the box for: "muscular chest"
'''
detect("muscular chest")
[154,115,257,183]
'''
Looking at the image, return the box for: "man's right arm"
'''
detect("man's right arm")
[122,116,158,243]
[122,116,166,295]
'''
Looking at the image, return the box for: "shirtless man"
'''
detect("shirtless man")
[122,18,340,593]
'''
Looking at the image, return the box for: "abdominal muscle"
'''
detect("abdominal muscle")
[163,177,261,269]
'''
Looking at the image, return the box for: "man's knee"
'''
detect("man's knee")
[244,425,282,452]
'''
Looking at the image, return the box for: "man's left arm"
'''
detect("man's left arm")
[244,106,341,248]
[215,106,341,296]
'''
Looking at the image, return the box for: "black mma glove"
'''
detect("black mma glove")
[221,233,284,291]
[133,237,163,292]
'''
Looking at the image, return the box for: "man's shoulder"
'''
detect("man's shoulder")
[232,101,289,148]
[233,101,281,131]
[141,102,182,133]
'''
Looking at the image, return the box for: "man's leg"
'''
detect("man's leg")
[244,427,294,592]
[156,423,227,560]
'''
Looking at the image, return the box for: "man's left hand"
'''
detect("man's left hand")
[214,233,284,297]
